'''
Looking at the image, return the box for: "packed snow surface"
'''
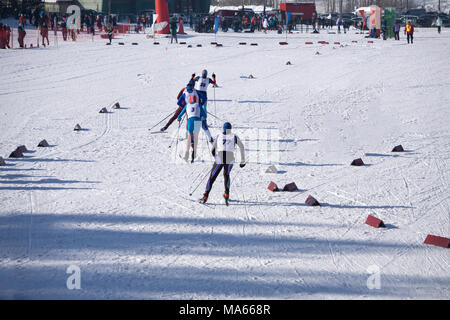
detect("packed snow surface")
[0,26,449,299]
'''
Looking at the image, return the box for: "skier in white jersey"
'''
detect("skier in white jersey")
[193,69,217,143]
[199,122,246,206]
[177,83,207,163]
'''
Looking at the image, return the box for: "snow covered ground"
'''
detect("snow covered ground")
[0,26,449,299]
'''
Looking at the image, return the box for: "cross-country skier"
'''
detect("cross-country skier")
[177,83,206,163]
[199,122,246,206]
[193,69,217,143]
[160,74,196,132]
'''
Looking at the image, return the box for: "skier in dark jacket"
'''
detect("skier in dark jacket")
[199,122,246,206]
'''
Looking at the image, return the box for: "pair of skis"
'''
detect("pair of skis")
[198,195,230,206]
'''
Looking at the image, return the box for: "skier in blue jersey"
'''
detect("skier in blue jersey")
[177,83,207,163]
[193,69,217,143]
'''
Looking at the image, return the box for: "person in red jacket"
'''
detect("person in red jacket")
[4,24,11,48]
[40,17,50,46]
[96,15,102,31]
[0,24,5,49]
[404,21,414,44]
[19,15,26,26]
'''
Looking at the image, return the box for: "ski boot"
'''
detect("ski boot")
[223,193,229,206]
[209,137,214,144]
[182,151,189,163]
[160,125,168,132]
[198,193,208,204]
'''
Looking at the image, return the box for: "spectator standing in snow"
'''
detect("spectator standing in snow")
[0,24,10,49]
[0,24,5,49]
[18,21,26,48]
[343,19,349,33]
[61,16,68,41]
[337,18,343,33]
[393,21,400,40]
[435,17,442,34]
[170,17,178,44]
[250,16,256,32]
[40,16,50,46]
[96,15,102,31]
[404,21,414,44]
[4,24,11,48]
[106,23,113,44]
[90,14,95,35]
[381,22,387,40]
[263,17,268,33]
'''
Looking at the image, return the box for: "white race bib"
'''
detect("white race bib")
[216,133,236,152]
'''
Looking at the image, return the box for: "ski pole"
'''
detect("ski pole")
[190,165,210,188]
[169,114,185,149]
[207,111,225,122]
[148,111,174,132]
[204,132,212,158]
[189,166,211,196]
[213,85,217,125]
[213,72,217,118]
[229,158,247,191]
[234,158,246,179]
[173,118,182,161]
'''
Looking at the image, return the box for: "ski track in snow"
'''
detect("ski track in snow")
[0,27,449,299]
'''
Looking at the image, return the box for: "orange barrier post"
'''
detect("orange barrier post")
[155,0,170,34]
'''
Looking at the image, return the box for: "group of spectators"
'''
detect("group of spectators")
[0,9,102,49]
[195,11,356,35]
[195,13,282,33]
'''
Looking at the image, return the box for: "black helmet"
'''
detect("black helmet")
[223,122,232,134]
